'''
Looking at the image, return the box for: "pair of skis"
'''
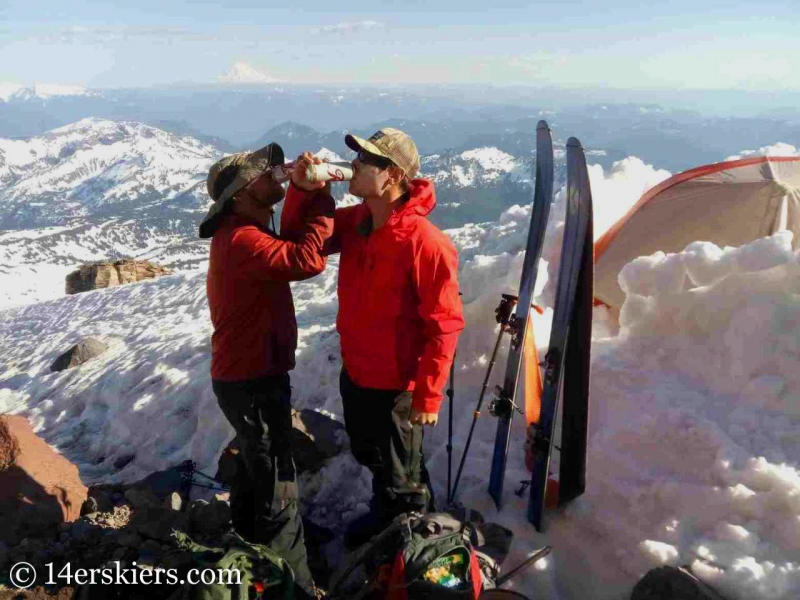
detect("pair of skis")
[485,123,594,531]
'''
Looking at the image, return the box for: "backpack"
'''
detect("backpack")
[167,530,296,600]
[329,511,510,600]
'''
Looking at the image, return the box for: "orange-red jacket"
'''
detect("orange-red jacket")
[207,190,334,381]
[283,179,464,413]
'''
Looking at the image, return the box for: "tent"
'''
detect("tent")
[594,156,800,309]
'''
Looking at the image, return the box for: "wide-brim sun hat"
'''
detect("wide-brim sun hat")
[199,142,285,239]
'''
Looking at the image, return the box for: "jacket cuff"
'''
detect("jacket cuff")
[411,393,442,415]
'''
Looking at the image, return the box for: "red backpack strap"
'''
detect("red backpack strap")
[387,550,409,600]
[469,550,483,598]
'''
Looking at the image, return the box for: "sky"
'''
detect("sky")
[0,0,798,90]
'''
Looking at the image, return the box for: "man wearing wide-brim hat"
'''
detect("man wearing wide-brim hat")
[290,128,465,548]
[202,142,333,599]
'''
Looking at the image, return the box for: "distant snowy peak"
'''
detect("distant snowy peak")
[422,146,532,188]
[0,82,97,102]
[217,62,283,85]
[459,147,521,174]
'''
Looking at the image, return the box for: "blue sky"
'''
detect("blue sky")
[1,0,797,89]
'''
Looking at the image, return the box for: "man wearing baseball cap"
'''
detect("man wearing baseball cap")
[290,128,465,546]
[202,142,333,598]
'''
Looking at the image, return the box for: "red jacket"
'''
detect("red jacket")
[207,190,334,381]
[292,179,464,414]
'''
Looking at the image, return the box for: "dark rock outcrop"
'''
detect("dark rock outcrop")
[50,337,108,372]
[215,408,347,487]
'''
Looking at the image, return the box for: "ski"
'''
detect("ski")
[488,120,554,508]
[527,137,593,531]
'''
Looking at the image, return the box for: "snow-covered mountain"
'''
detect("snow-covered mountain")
[0,83,99,103]
[0,117,219,228]
[0,119,549,307]
[423,146,532,189]
[0,119,223,307]
[419,146,546,228]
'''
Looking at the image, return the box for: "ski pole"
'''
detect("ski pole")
[450,295,516,504]
[496,546,552,587]
[447,351,456,503]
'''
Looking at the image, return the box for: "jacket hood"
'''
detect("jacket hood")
[397,179,436,219]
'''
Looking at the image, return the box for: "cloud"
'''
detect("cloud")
[310,21,385,36]
[30,27,225,45]
[216,62,283,85]
[726,143,800,161]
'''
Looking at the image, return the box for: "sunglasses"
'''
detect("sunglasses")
[357,150,395,170]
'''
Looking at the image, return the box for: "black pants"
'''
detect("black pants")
[340,369,434,523]
[212,373,314,596]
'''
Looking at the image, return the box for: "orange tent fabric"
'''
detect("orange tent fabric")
[594,156,800,308]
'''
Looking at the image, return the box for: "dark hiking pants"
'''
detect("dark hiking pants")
[340,368,435,524]
[212,373,314,596]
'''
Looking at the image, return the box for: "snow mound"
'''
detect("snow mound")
[581,231,800,599]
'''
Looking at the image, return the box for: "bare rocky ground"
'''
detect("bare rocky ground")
[0,411,345,600]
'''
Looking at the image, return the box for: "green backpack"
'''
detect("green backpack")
[329,512,505,600]
[168,530,296,600]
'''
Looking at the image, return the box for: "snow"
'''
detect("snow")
[726,143,800,161]
[0,118,218,214]
[422,147,531,188]
[1,139,799,598]
[217,62,283,84]
[0,82,25,102]
[0,82,94,102]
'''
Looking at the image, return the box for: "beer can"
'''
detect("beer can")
[306,161,354,183]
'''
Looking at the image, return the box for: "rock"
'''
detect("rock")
[163,550,193,571]
[118,531,142,548]
[80,496,99,516]
[0,541,8,568]
[0,416,20,471]
[113,547,128,561]
[166,491,183,512]
[50,337,109,372]
[65,259,172,295]
[0,415,88,546]
[86,487,115,513]
[134,462,190,502]
[189,499,231,538]
[113,454,136,470]
[124,486,160,509]
[289,409,347,474]
[69,518,95,542]
[292,409,346,459]
[129,506,189,542]
[214,410,346,486]
[138,539,163,566]
[631,566,728,600]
